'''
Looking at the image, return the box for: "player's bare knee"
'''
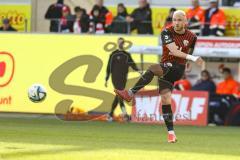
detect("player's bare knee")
[148,64,162,76]
[160,89,172,105]
[148,65,155,72]
[161,95,171,105]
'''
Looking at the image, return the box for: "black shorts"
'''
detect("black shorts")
[158,62,185,92]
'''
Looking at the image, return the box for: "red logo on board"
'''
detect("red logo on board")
[0,52,15,87]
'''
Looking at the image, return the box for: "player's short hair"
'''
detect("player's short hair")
[173,10,186,18]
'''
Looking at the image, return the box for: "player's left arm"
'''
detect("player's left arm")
[166,42,196,61]
[188,36,197,55]
[186,36,205,66]
[164,34,204,66]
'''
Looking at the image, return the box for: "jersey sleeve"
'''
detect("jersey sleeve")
[190,36,197,49]
[188,36,197,55]
[161,29,174,45]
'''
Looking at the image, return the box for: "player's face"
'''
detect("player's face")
[172,14,186,32]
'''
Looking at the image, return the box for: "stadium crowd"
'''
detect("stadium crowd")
[0,0,237,36]
[174,67,240,98]
[42,0,228,36]
[44,0,153,34]
[174,66,240,125]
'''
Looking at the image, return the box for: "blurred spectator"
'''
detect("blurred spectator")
[89,7,105,34]
[45,0,66,32]
[192,70,216,93]
[202,0,226,36]
[111,3,129,34]
[233,83,240,98]
[209,94,234,125]
[174,74,192,91]
[60,6,73,33]
[90,0,110,33]
[90,0,109,20]
[163,8,177,29]
[72,6,89,33]
[216,68,238,95]
[105,11,113,33]
[0,18,17,31]
[126,0,153,34]
[186,0,204,36]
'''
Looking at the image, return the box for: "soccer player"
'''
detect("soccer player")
[105,37,140,121]
[114,10,204,143]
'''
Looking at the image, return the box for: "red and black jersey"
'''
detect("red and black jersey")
[161,26,197,65]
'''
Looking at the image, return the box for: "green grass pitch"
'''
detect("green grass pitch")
[0,117,239,160]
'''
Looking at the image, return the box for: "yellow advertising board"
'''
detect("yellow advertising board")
[0,5,31,32]
[0,33,158,114]
[224,8,240,36]
[108,6,240,36]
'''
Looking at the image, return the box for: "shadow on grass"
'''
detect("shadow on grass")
[0,117,239,157]
[0,146,92,159]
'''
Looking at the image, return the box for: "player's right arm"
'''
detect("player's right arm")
[161,29,204,66]
[105,52,113,87]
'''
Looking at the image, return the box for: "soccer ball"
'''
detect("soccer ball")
[28,84,47,103]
